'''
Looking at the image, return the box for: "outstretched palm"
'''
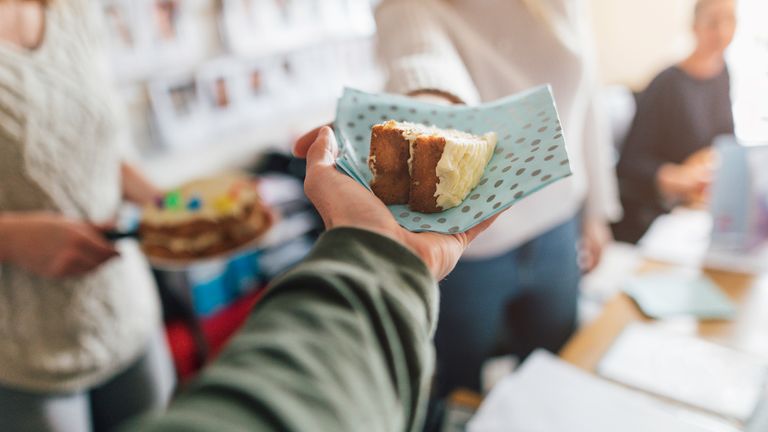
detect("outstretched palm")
[294,127,499,280]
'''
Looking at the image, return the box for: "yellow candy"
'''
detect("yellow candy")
[214,196,236,213]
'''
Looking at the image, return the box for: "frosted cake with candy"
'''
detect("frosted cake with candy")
[369,120,497,213]
[140,174,271,259]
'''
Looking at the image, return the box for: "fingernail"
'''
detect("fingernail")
[317,126,331,139]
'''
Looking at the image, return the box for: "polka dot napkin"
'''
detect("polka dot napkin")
[334,85,572,234]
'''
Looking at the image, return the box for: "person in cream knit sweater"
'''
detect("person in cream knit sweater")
[376,0,622,397]
[0,0,173,430]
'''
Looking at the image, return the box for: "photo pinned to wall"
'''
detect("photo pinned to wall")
[319,0,376,36]
[240,57,292,115]
[282,0,317,32]
[151,0,181,44]
[242,58,276,98]
[102,0,138,53]
[196,57,284,135]
[168,81,199,118]
[145,0,201,57]
[197,58,245,114]
[219,0,375,57]
[220,0,289,56]
[101,0,206,82]
[247,67,265,97]
[149,73,208,151]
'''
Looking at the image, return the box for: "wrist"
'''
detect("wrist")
[408,89,465,105]
[656,163,678,197]
[324,223,435,276]
[0,213,19,262]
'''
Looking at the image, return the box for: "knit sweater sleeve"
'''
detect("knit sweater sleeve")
[375,0,480,104]
[124,228,437,432]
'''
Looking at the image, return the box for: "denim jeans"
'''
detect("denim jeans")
[434,217,580,397]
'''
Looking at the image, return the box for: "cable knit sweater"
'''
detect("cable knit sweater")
[0,0,160,392]
[376,0,622,257]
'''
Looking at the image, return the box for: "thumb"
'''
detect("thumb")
[305,126,338,172]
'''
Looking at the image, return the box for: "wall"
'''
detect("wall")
[588,0,696,91]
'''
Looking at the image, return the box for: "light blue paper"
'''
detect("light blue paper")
[623,270,736,320]
[333,86,572,234]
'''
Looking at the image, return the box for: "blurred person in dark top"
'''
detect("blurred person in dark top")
[613,0,736,243]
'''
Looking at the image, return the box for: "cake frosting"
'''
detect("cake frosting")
[139,174,271,259]
[369,120,496,212]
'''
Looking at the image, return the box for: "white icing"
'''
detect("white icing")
[142,174,259,225]
[387,121,497,209]
[435,131,497,209]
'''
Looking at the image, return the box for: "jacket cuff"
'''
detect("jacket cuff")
[276,227,438,333]
[386,57,481,106]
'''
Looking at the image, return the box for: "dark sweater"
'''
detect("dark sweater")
[125,228,436,432]
[614,66,734,243]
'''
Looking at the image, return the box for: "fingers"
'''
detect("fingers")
[49,246,115,278]
[302,127,342,217]
[305,126,339,172]
[294,123,333,158]
[68,254,106,276]
[583,241,601,273]
[91,219,117,232]
[75,226,120,261]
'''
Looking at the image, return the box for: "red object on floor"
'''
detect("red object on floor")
[165,287,267,380]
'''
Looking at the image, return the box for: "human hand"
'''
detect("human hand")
[684,147,715,168]
[656,161,713,205]
[579,217,613,273]
[0,213,119,278]
[121,162,163,206]
[294,126,500,280]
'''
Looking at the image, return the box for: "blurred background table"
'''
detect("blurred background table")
[560,261,768,371]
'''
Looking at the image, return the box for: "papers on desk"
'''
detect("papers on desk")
[639,209,768,274]
[598,323,768,423]
[623,269,736,320]
[469,350,721,432]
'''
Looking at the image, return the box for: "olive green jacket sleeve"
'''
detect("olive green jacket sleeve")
[125,228,438,432]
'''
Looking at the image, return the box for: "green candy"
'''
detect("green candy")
[165,191,182,210]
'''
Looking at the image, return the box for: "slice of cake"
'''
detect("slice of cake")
[140,174,272,259]
[369,120,497,213]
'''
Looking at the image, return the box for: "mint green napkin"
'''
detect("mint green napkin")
[624,270,737,320]
[333,86,572,234]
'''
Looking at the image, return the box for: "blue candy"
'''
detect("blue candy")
[187,196,202,211]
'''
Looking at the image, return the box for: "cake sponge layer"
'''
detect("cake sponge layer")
[369,121,497,213]
[369,123,411,205]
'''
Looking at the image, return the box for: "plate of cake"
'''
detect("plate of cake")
[136,174,275,269]
[333,86,573,234]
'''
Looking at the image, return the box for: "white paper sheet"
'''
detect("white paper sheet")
[598,323,768,422]
[469,350,727,432]
[639,209,768,274]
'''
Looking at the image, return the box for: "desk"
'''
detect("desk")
[560,261,768,371]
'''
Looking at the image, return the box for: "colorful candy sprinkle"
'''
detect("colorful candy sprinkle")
[228,182,242,199]
[165,191,182,210]
[187,196,202,211]
[214,195,235,213]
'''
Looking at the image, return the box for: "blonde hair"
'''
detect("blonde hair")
[694,0,734,22]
